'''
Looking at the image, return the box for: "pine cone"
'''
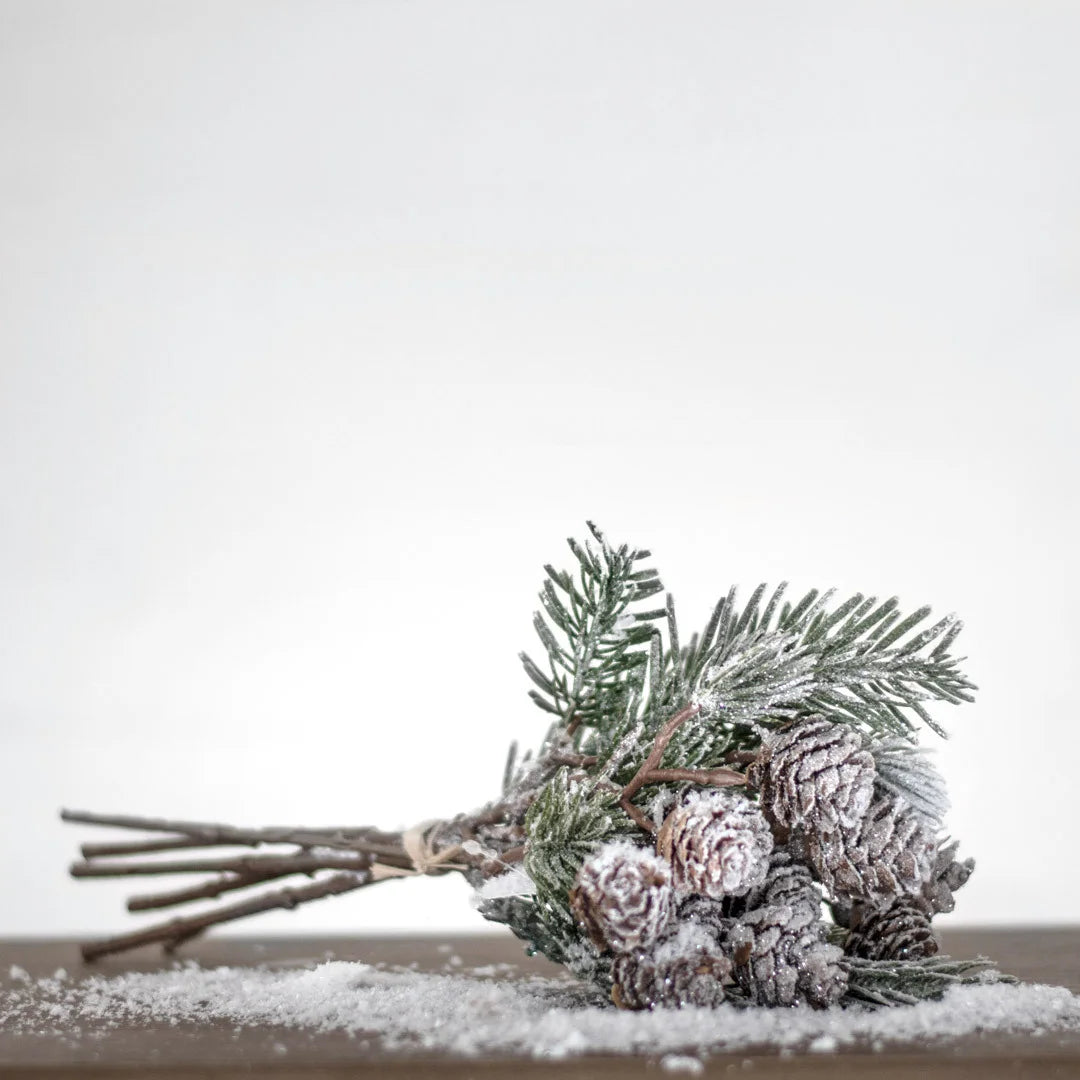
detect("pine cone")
[569,842,676,953]
[727,849,845,1008]
[845,897,938,961]
[795,793,935,904]
[611,925,732,1010]
[657,790,773,899]
[728,905,846,1008]
[749,717,875,834]
[923,839,975,915]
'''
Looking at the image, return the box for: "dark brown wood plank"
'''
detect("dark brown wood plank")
[0,930,1077,1078]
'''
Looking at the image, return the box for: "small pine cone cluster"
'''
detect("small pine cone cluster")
[727,850,847,1008]
[844,897,938,961]
[567,715,974,1011]
[569,842,676,953]
[571,842,732,1010]
[657,790,773,898]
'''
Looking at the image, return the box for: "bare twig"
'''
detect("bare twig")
[61,809,402,853]
[71,851,375,879]
[641,766,746,787]
[127,873,277,912]
[548,751,599,767]
[80,872,373,962]
[80,836,218,859]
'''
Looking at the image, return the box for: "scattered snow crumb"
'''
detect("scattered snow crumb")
[8,966,29,983]
[661,1053,705,1073]
[0,962,1077,1059]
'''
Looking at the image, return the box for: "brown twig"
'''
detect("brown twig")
[725,749,760,767]
[61,809,402,853]
[548,751,599,767]
[70,851,375,879]
[80,836,218,859]
[127,873,278,912]
[641,767,746,787]
[619,702,702,833]
[80,872,373,962]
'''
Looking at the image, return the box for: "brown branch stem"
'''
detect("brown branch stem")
[71,851,376,879]
[61,809,403,854]
[619,702,702,833]
[548,751,599,767]
[641,766,746,787]
[127,872,280,912]
[80,836,219,859]
[80,872,373,962]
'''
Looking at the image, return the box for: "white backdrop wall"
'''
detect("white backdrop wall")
[1,0,1077,936]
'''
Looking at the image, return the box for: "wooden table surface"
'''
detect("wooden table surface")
[1,929,1078,1078]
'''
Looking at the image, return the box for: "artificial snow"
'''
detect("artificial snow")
[1,959,1078,1059]
[471,866,537,902]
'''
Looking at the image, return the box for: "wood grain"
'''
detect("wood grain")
[1,929,1077,1078]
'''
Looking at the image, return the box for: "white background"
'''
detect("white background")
[1,1,1077,937]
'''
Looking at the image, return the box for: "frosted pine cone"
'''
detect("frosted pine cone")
[657,790,773,899]
[844,898,938,961]
[611,924,732,1010]
[742,848,820,917]
[749,717,875,834]
[923,839,975,915]
[795,793,935,904]
[728,904,846,1008]
[727,849,845,1008]
[569,842,676,953]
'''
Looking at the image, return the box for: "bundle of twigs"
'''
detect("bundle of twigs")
[62,806,512,961]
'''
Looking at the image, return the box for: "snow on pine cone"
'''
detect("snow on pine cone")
[727,849,846,1008]
[656,789,773,899]
[844,897,938,961]
[611,923,732,1010]
[749,716,875,834]
[794,792,935,904]
[569,841,677,954]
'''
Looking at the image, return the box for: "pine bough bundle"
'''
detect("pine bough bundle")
[64,524,1007,1010]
